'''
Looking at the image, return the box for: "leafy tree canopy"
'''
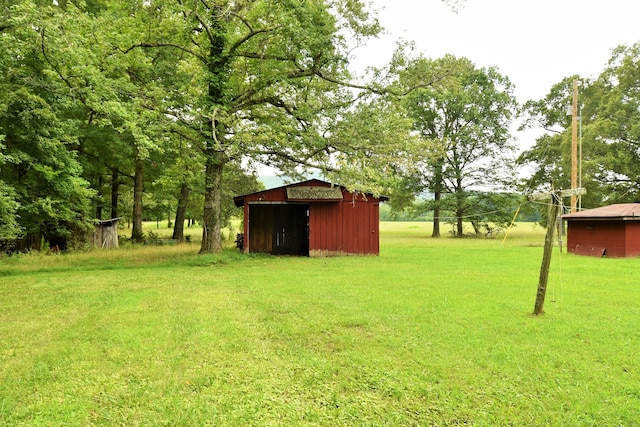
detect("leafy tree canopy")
[390,54,518,236]
[519,42,640,209]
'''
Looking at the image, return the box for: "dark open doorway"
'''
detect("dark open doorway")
[248,204,309,255]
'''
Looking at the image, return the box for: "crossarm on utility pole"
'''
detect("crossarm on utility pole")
[527,188,586,202]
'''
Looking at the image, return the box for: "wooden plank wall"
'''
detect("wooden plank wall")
[568,220,627,257]
[309,194,380,256]
[247,204,273,253]
[624,222,640,257]
[240,183,383,256]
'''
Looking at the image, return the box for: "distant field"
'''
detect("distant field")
[133,219,543,247]
[1,222,639,426]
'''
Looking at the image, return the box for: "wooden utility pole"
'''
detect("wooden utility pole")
[533,192,561,315]
[570,80,579,213]
[529,188,586,315]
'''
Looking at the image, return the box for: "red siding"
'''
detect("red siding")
[567,220,640,258]
[307,194,380,256]
[238,180,384,256]
[624,222,640,257]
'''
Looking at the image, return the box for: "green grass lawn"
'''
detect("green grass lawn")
[1,222,639,426]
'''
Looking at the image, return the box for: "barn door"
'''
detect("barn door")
[249,204,309,255]
[272,204,309,256]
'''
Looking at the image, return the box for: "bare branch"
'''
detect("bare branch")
[39,27,95,111]
[228,26,280,55]
[229,10,253,32]
[192,10,215,48]
[233,51,294,62]
[119,42,205,63]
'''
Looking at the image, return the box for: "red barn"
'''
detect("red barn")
[563,203,640,258]
[233,179,388,256]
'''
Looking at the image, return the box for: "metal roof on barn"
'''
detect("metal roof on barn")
[562,203,640,220]
[233,179,389,207]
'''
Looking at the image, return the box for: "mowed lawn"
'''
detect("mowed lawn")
[1,222,639,426]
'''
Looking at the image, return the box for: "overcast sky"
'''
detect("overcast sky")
[352,0,640,104]
[262,1,640,175]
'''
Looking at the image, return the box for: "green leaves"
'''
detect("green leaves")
[325,96,422,196]
[0,0,407,250]
[520,41,640,206]
[0,181,23,242]
[390,54,518,234]
[0,22,96,246]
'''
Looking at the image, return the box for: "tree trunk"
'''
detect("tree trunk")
[455,176,464,237]
[200,155,224,253]
[111,170,119,219]
[96,175,103,219]
[199,5,229,254]
[131,157,144,242]
[172,183,190,241]
[456,209,464,237]
[431,161,444,238]
[471,220,480,235]
[432,191,441,238]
